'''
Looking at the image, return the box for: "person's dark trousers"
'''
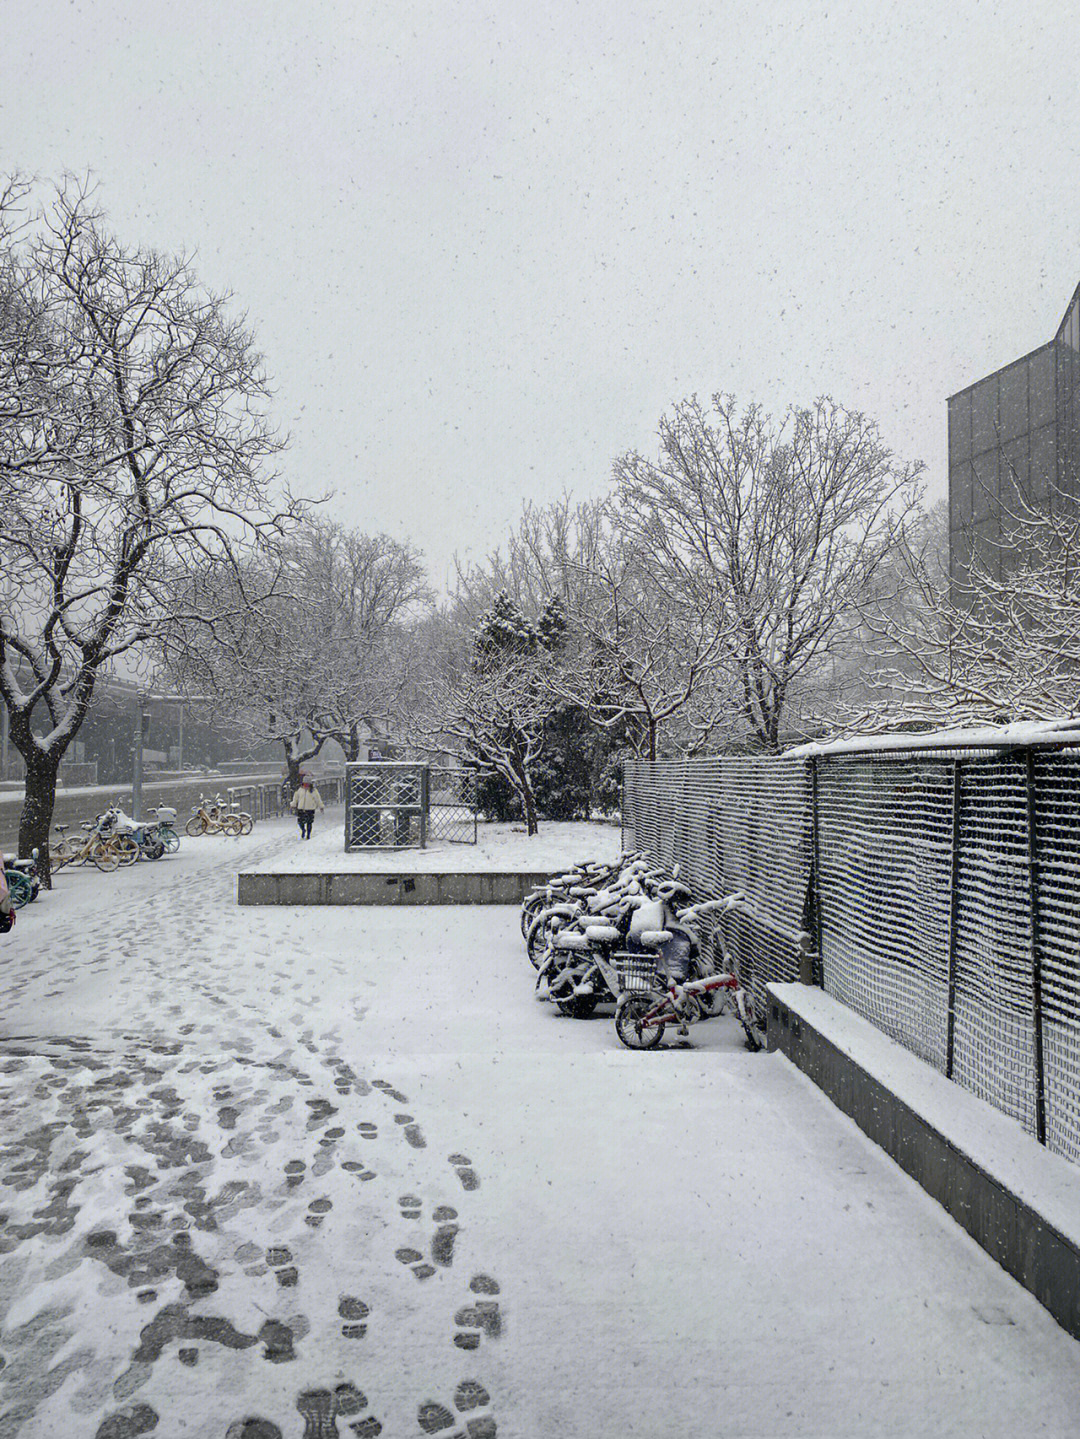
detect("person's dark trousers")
[298,811,314,839]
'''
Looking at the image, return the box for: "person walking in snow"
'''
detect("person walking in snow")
[291,778,325,840]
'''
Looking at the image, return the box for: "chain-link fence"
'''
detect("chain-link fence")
[345,763,426,850]
[624,745,1080,1166]
[623,757,814,1019]
[428,767,478,844]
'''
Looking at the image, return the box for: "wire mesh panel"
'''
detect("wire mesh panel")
[428,767,478,844]
[345,763,426,850]
[622,757,812,1012]
[1032,753,1080,1161]
[951,755,1037,1133]
[625,744,1080,1167]
[817,759,953,1068]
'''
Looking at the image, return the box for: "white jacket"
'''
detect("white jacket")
[292,786,324,812]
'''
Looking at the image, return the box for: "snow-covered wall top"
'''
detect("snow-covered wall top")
[785,717,1080,759]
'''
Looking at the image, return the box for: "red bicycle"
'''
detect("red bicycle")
[613,939,764,1051]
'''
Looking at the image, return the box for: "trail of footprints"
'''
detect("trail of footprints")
[218,1074,501,1435]
[225,1377,494,1438]
[395,1199,459,1279]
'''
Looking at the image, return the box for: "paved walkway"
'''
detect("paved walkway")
[1,821,1079,1437]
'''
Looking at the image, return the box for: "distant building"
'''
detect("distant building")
[948,281,1080,585]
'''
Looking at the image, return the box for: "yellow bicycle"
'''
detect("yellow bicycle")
[51,824,122,873]
[185,804,243,837]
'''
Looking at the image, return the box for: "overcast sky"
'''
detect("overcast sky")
[5,0,1080,589]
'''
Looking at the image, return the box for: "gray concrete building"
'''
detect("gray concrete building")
[948,281,1080,584]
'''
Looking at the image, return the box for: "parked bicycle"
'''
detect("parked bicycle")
[204,792,254,835]
[3,849,41,907]
[96,805,165,863]
[613,896,764,1052]
[51,822,122,873]
[536,871,709,1019]
[146,806,181,853]
[186,801,243,837]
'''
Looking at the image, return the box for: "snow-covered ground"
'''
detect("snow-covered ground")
[2,818,1079,1438]
[241,818,624,874]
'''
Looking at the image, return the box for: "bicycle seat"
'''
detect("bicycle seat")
[553,931,590,950]
[54,824,68,833]
[569,885,592,897]
[584,924,620,943]
[638,929,673,948]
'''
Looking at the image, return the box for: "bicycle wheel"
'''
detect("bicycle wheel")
[555,992,600,1019]
[520,892,547,939]
[734,987,765,1052]
[185,815,207,837]
[614,994,665,1050]
[91,842,120,873]
[113,836,140,867]
[5,870,33,909]
[237,813,253,835]
[51,838,78,868]
[220,814,242,836]
[526,910,573,969]
[159,828,180,852]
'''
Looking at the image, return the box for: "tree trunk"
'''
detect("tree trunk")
[19,750,61,886]
[514,763,539,836]
[344,725,361,763]
[282,733,327,796]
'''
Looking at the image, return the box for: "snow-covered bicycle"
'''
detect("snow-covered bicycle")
[613,895,765,1051]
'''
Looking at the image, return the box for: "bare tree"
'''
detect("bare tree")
[163,520,430,789]
[298,520,430,761]
[453,495,608,622]
[421,652,551,834]
[0,180,297,866]
[551,536,735,760]
[852,498,1080,728]
[612,394,923,750]
[411,594,569,835]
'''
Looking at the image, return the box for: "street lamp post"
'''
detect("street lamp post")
[132,692,213,821]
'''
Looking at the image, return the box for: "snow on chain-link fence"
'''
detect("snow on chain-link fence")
[343,763,478,850]
[622,756,815,1026]
[623,747,1080,1166]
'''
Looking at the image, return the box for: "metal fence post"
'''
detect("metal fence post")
[808,757,824,986]
[1025,748,1047,1145]
[944,759,963,1079]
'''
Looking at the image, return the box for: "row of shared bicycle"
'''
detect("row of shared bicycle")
[3,792,261,906]
[50,804,184,873]
[44,793,255,879]
[520,852,766,1050]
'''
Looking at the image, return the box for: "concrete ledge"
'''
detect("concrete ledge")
[237,870,553,905]
[767,983,1080,1340]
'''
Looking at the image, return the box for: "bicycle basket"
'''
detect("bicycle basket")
[616,956,660,993]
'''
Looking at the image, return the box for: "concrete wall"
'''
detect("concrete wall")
[0,772,283,853]
[237,871,552,906]
[766,986,1080,1341]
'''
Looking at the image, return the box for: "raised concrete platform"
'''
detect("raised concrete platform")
[767,982,1080,1341]
[236,819,624,906]
[237,869,552,905]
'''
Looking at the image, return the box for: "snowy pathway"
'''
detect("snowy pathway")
[1,820,1079,1437]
